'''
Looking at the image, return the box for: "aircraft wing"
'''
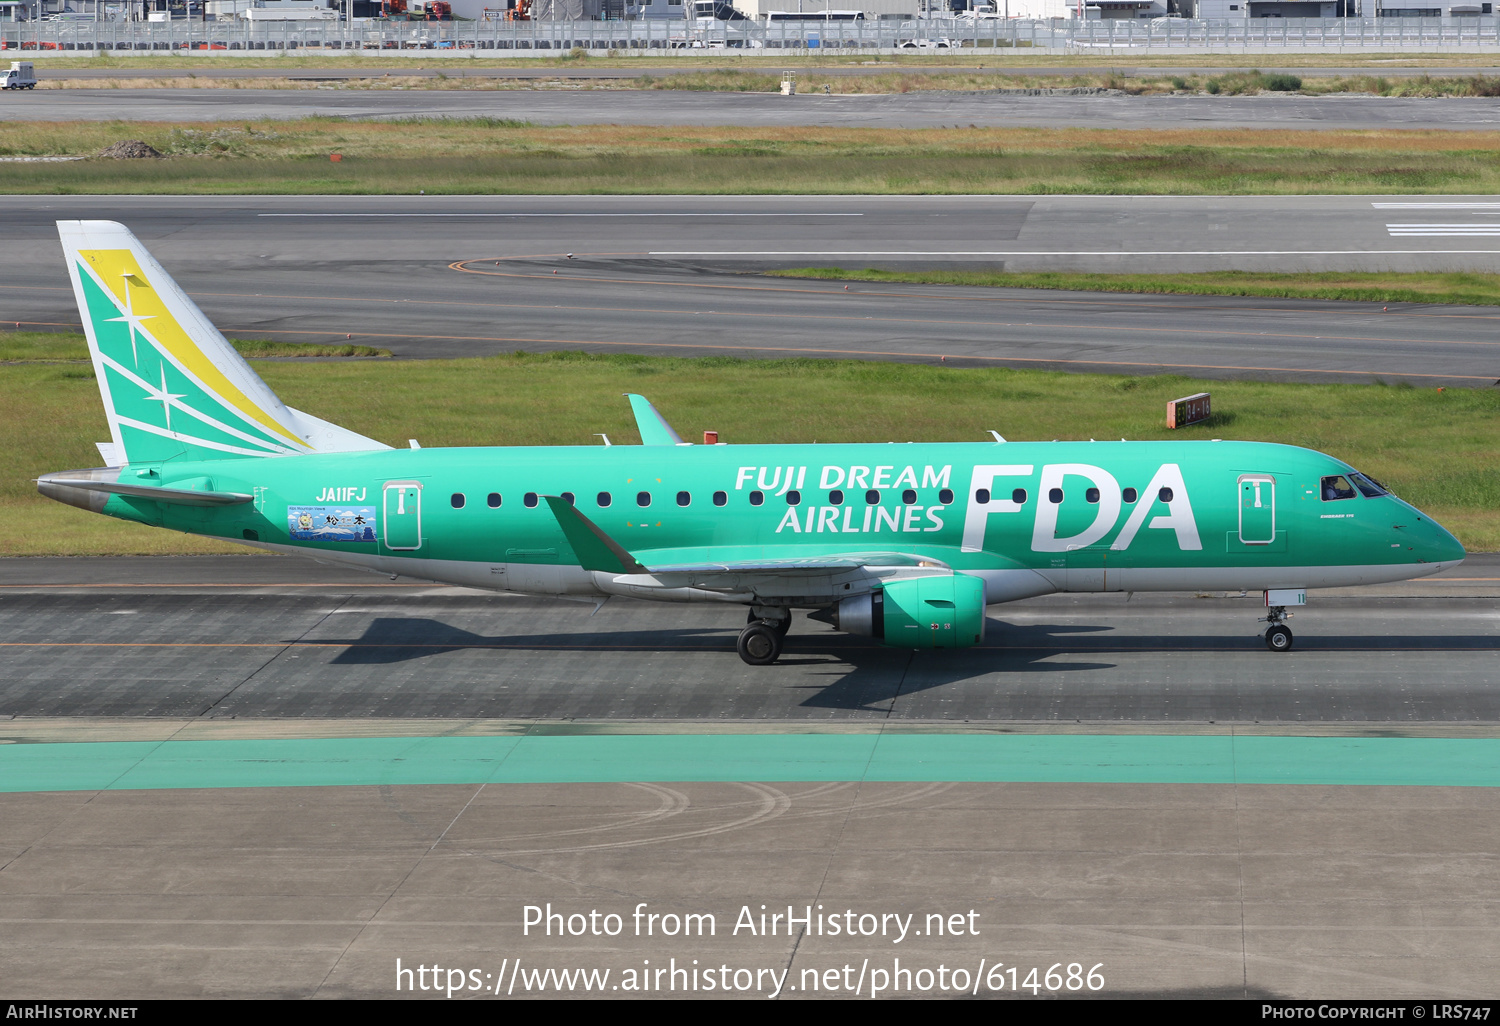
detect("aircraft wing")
[624,393,687,446]
[543,497,947,599]
[645,553,945,575]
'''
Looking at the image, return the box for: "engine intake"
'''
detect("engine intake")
[813,574,986,649]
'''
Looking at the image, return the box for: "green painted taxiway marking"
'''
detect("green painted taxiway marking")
[2,734,1499,792]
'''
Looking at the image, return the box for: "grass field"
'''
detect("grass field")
[8,120,1500,195]
[37,68,1500,98]
[770,269,1500,307]
[4,345,1497,555]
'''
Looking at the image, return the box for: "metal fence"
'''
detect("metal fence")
[8,16,1500,54]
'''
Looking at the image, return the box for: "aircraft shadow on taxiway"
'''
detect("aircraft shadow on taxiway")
[315,615,1500,713]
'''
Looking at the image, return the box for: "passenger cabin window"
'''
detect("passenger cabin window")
[749,490,764,506]
[902,489,917,505]
[1321,475,1357,501]
[597,492,612,508]
[487,492,502,508]
[1350,472,1390,498]
[829,490,843,506]
[1048,488,1063,504]
[676,491,691,507]
[938,488,954,505]
[636,491,652,507]
[713,491,727,507]
[1085,487,1100,504]
[1123,487,1137,503]
[451,492,465,509]
[561,492,575,506]
[786,490,801,506]
[975,488,990,504]
[1158,487,1174,503]
[865,490,880,505]
[524,492,538,508]
[1012,488,1027,505]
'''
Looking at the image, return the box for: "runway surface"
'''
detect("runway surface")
[2,554,1496,722]
[10,86,1500,130]
[10,195,1500,385]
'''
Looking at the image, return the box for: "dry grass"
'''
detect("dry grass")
[5,119,1500,194]
[34,68,1500,96]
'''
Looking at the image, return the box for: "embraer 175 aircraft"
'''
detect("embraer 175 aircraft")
[38,222,1466,664]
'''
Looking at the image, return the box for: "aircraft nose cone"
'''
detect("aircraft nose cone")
[1417,515,1466,567]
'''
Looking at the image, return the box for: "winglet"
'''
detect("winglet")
[624,393,686,446]
[542,496,649,575]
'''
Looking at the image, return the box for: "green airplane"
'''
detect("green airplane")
[38,221,1465,664]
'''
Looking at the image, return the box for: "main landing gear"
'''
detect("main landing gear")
[1261,606,1294,652]
[737,608,791,666]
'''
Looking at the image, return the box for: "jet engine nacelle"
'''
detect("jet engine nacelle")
[820,573,986,649]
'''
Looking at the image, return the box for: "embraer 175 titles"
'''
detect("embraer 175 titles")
[37,222,1465,664]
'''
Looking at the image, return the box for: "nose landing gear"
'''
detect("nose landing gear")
[1261,606,1293,652]
[737,608,791,665]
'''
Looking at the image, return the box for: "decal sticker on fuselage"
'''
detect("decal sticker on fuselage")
[287,505,377,543]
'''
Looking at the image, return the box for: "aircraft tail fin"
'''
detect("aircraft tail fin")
[58,220,390,465]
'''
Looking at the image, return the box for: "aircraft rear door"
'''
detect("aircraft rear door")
[383,481,422,551]
[1238,474,1276,545]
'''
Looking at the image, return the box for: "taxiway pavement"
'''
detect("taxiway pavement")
[2,554,1495,722]
[4,555,1499,998]
[9,195,1500,385]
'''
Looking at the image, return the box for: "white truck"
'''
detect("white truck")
[2,62,37,91]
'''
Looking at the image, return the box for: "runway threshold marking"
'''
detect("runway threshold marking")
[3,734,1499,792]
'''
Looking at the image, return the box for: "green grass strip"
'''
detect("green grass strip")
[3,734,1498,792]
[769,268,1500,308]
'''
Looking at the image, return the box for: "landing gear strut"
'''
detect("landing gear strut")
[738,609,790,665]
[1261,606,1294,652]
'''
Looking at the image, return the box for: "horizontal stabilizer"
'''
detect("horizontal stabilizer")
[37,470,252,510]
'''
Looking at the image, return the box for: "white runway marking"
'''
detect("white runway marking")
[650,249,1500,256]
[256,213,865,218]
[1386,224,1500,236]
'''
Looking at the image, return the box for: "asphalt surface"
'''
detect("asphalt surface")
[9,86,1500,130]
[5,530,1496,1001]
[10,195,1500,385]
[7,772,1499,998]
[2,554,1495,722]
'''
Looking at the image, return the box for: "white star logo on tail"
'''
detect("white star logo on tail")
[104,273,154,365]
[141,365,187,432]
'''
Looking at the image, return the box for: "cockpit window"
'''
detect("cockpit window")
[1321,475,1357,501]
[1349,472,1390,498]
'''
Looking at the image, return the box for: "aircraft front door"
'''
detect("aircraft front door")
[1238,475,1276,545]
[383,481,422,551]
